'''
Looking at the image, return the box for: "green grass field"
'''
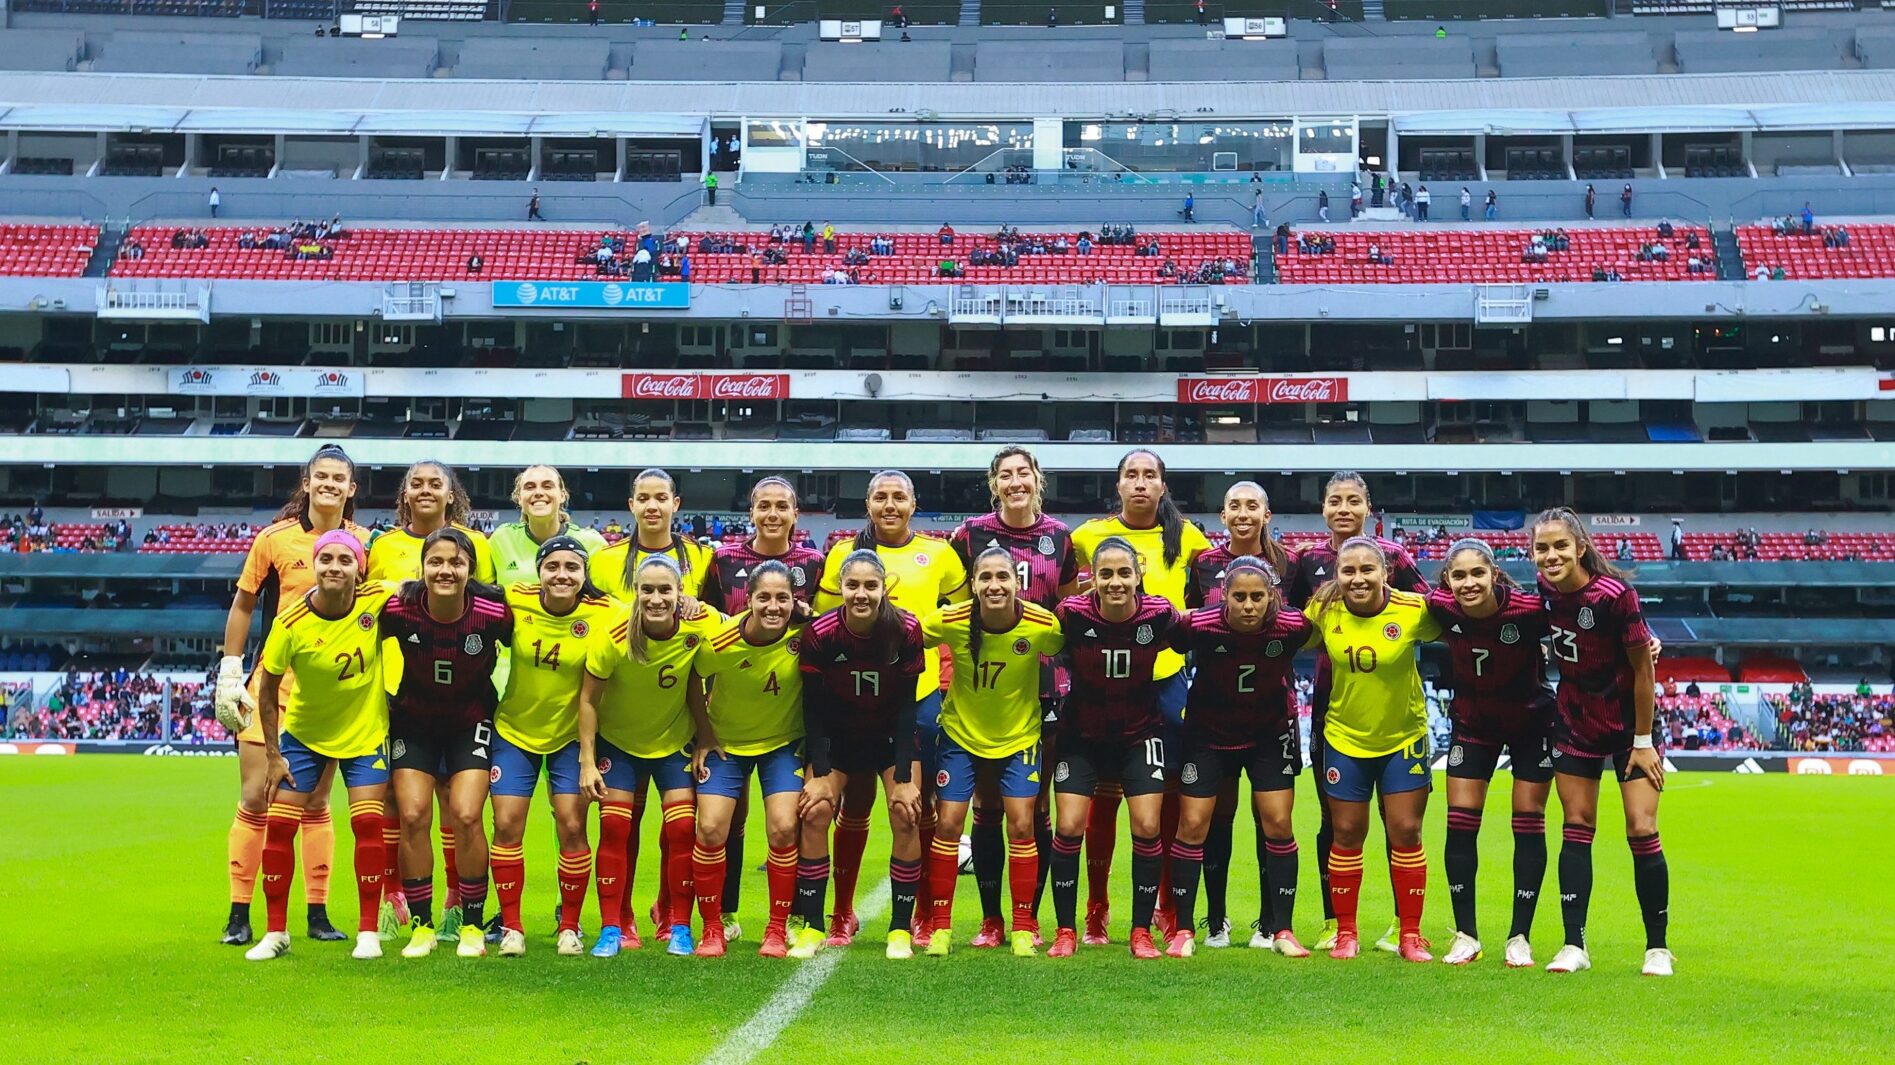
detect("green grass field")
[2,759,1891,1065]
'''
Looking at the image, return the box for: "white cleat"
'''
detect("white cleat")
[352,931,383,960]
[1504,934,1535,969]
[1642,948,1675,977]
[722,913,743,944]
[1374,921,1400,953]
[556,929,585,956]
[499,929,527,957]
[1248,920,1276,950]
[1545,944,1591,973]
[244,930,291,962]
[1442,931,1483,965]
[1203,919,1232,949]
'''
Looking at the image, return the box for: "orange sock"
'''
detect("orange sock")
[300,807,333,906]
[228,806,267,905]
[491,843,526,932]
[1390,844,1428,937]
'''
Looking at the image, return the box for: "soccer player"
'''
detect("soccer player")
[1070,450,1208,945]
[791,550,927,960]
[244,530,393,962]
[690,561,811,958]
[947,447,1078,946]
[1283,471,1428,952]
[489,537,618,958]
[1167,556,1312,959]
[381,529,512,959]
[1302,537,1440,963]
[579,554,723,957]
[1530,508,1671,977]
[215,443,366,947]
[1046,538,1182,960]
[921,546,1065,957]
[814,472,966,947]
[1185,480,1296,950]
[490,465,608,586]
[588,467,713,600]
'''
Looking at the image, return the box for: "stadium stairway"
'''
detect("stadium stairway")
[1712,227,1746,281]
[1254,230,1274,282]
[678,204,749,229]
[960,0,981,26]
[721,0,745,23]
[1122,0,1144,24]
[83,223,125,279]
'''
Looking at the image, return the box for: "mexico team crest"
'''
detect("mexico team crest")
[1577,607,1596,630]
[791,567,808,586]
[571,619,590,638]
[463,633,483,656]
[1383,622,1402,641]
[1500,624,1520,645]
[1135,624,1154,645]
[1012,638,1031,656]
[1266,639,1284,658]
[1037,535,1055,556]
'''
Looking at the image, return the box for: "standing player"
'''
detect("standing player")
[920,547,1065,957]
[1530,508,1671,977]
[1070,449,1209,945]
[1046,538,1182,960]
[215,443,366,947]
[1425,538,1555,968]
[381,529,512,959]
[1303,537,1440,963]
[579,554,723,957]
[588,467,713,599]
[490,465,608,587]
[1166,556,1312,958]
[244,530,393,962]
[814,472,967,947]
[489,537,618,958]
[947,447,1078,946]
[790,550,928,960]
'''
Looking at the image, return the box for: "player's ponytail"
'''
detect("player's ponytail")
[1311,535,1387,614]
[276,444,357,523]
[626,553,685,664]
[1531,507,1624,580]
[854,470,916,553]
[839,549,907,664]
[967,545,1017,668]
[1118,448,1183,568]
[1437,537,1521,591]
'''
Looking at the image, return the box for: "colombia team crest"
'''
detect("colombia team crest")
[1013,637,1031,656]
[357,613,375,631]
[1383,622,1402,641]
[571,619,590,638]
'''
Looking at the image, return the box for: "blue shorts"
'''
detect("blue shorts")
[598,738,694,795]
[935,732,1040,803]
[1155,672,1189,730]
[698,742,805,799]
[1321,737,1432,803]
[489,733,581,798]
[915,689,945,779]
[279,730,388,795]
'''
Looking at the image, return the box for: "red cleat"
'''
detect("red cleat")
[911,917,933,950]
[1083,901,1111,946]
[824,911,858,948]
[622,923,644,951]
[1398,932,1433,963]
[1129,928,1162,959]
[1331,930,1361,960]
[1153,905,1177,941]
[652,902,669,943]
[1047,927,1079,958]
[1031,926,1044,948]
[969,918,1006,948]
[694,921,727,958]
[1272,929,1310,958]
[1164,929,1195,958]
[757,923,788,958]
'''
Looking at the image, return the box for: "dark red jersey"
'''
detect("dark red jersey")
[700,539,826,614]
[1169,605,1310,747]
[797,606,925,737]
[950,512,1077,611]
[382,591,512,730]
[1537,573,1652,754]
[1057,593,1179,744]
[1186,542,1294,609]
[1425,585,1553,744]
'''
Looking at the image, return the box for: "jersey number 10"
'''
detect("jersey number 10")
[1103,648,1132,679]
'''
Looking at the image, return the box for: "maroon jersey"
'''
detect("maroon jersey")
[1169,605,1310,747]
[797,606,925,737]
[1186,542,1294,609]
[382,591,512,730]
[950,513,1077,611]
[1425,585,1553,744]
[700,539,826,614]
[1284,535,1427,609]
[1537,573,1652,754]
[1058,593,1179,744]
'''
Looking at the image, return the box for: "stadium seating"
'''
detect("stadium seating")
[1274,227,1713,284]
[1659,693,1761,751]
[1735,222,1895,280]
[138,525,253,555]
[1678,531,1895,562]
[1767,691,1894,753]
[1206,529,1664,562]
[0,224,97,278]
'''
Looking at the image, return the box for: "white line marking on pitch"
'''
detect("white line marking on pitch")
[700,877,893,1065]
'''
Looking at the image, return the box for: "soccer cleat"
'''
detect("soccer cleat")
[457,926,487,958]
[1273,930,1311,958]
[1313,918,1339,951]
[1545,944,1591,973]
[1330,930,1361,960]
[721,913,743,944]
[1083,901,1111,946]
[400,923,438,959]
[925,928,953,957]
[499,928,527,957]
[1247,920,1275,950]
[590,926,623,958]
[667,923,696,956]
[220,913,253,947]
[556,929,585,957]
[389,891,411,928]
[886,929,914,959]
[824,910,859,948]
[351,931,382,960]
[970,917,1006,948]
[1128,928,1162,959]
[244,930,291,962]
[376,899,400,942]
[758,923,789,959]
[1032,927,1044,948]
[1442,932,1483,966]
[1010,930,1037,957]
[1398,932,1433,963]
[652,902,669,943]
[1203,918,1232,949]
[911,917,933,951]
[788,924,827,960]
[622,923,642,950]
[1047,927,1079,958]
[483,912,504,945]
[438,906,462,942]
[1504,935,1535,969]
[1374,921,1400,953]
[1642,948,1675,977]
[1164,930,1196,958]
[695,921,728,958]
[306,907,346,942]
[1153,906,1178,941]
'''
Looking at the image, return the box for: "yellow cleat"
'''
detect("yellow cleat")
[400,923,437,959]
[925,928,952,957]
[1010,930,1037,957]
[457,925,487,958]
[885,929,914,960]
[787,924,827,960]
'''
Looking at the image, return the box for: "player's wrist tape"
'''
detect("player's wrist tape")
[1632,733,1655,749]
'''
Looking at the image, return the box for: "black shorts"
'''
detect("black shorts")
[829,731,914,777]
[390,719,493,779]
[1053,734,1172,799]
[1550,741,1657,784]
[1180,729,1300,798]
[1446,722,1555,785]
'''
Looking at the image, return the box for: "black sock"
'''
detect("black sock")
[1254,816,1273,928]
[305,902,329,926]
[1033,809,1054,912]
[1510,812,1547,940]
[723,821,745,915]
[888,858,922,933]
[1316,799,1336,920]
[1169,840,1204,931]
[794,858,829,927]
[403,877,433,928]
[1629,833,1669,950]
[1130,834,1163,931]
[1558,824,1595,949]
[1263,836,1299,935]
[229,900,250,922]
[972,806,1005,921]
[1445,806,1482,938]
[1051,832,1083,930]
[1202,814,1233,929]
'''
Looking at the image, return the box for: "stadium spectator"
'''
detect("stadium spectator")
[467,253,483,275]
[1317,190,1329,222]
[1755,263,1771,281]
[1047,6,1057,27]
[208,187,221,219]
[1196,0,1206,22]
[1181,192,1195,223]
[1253,191,1267,230]
[822,222,836,253]
[704,171,718,206]
[1484,189,1497,221]
[891,5,908,27]
[1620,183,1633,217]
[1801,202,1815,235]
[528,190,543,221]
[1670,519,1685,560]
[1460,187,1471,221]
[1415,185,1431,221]
[1584,184,1596,219]
[1350,180,1362,218]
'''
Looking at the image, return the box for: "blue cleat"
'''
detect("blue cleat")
[590,926,623,959]
[666,924,696,956]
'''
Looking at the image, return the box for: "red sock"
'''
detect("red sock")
[661,801,696,928]
[915,806,938,924]
[557,848,591,933]
[1155,788,1180,920]
[1327,846,1365,936]
[227,806,267,905]
[623,793,647,931]
[1086,782,1122,906]
[831,813,873,919]
[927,835,959,932]
[300,806,333,906]
[261,801,301,934]
[595,802,633,930]
[380,810,401,900]
[491,843,525,931]
[439,824,459,908]
[766,844,798,929]
[1390,844,1428,937]
[346,797,386,934]
[1007,837,1039,931]
[693,841,727,927]
[654,808,674,924]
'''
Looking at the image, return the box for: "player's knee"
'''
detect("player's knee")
[447,803,483,837]
[696,820,731,849]
[802,798,834,826]
[1259,812,1293,839]
[1623,812,1658,838]
[765,820,798,850]
[1127,813,1160,838]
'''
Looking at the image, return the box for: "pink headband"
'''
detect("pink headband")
[312,529,366,571]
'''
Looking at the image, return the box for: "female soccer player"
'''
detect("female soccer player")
[381,529,512,959]
[216,443,365,947]
[589,467,713,600]
[490,465,608,587]
[815,471,966,947]
[1047,538,1182,960]
[579,554,723,957]
[921,546,1065,957]
[1425,538,1555,968]
[245,529,394,962]
[791,550,927,960]
[690,561,811,958]
[1070,450,1208,945]
[489,537,618,958]
[1303,537,1440,963]
[947,447,1078,947]
[1167,556,1312,959]
[1530,508,1670,977]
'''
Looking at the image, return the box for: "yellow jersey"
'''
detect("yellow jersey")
[585,606,725,758]
[259,582,397,759]
[695,613,806,757]
[816,532,969,699]
[495,582,620,755]
[365,522,497,584]
[1304,590,1442,758]
[1072,515,1211,679]
[588,534,714,600]
[925,601,1065,758]
[234,514,369,741]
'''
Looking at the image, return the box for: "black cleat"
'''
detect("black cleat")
[221,913,254,946]
[484,911,505,944]
[306,904,347,941]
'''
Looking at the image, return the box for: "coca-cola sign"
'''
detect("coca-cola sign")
[708,373,789,400]
[1178,377,1259,404]
[1176,376,1349,404]
[621,373,790,401]
[623,373,702,400]
[1264,377,1347,403]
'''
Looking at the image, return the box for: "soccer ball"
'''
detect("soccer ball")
[957,834,974,874]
